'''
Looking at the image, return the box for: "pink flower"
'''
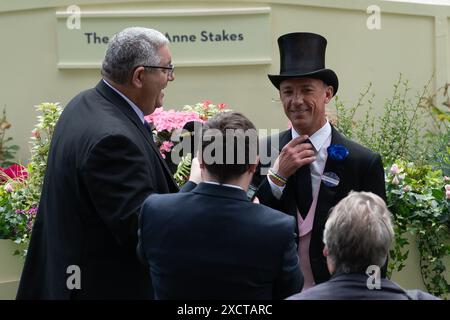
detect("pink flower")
[202,100,213,109]
[31,129,40,139]
[445,176,450,182]
[145,108,203,133]
[403,185,411,193]
[444,185,450,199]
[160,141,174,153]
[4,183,13,192]
[217,103,227,110]
[390,164,400,175]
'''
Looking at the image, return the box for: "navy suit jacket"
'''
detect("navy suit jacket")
[287,273,439,300]
[252,126,386,284]
[17,80,179,299]
[137,182,303,299]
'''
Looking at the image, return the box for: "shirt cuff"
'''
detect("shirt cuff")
[267,176,285,200]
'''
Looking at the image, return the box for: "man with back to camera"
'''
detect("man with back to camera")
[17,27,196,299]
[252,32,386,289]
[137,112,303,299]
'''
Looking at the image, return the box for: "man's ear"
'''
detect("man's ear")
[131,66,146,89]
[323,245,329,257]
[197,152,205,168]
[324,85,334,104]
[248,155,260,174]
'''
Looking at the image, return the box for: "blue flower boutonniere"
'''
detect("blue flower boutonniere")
[327,144,349,161]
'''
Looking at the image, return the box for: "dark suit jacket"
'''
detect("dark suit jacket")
[17,80,180,299]
[252,126,386,284]
[137,182,304,300]
[287,273,439,300]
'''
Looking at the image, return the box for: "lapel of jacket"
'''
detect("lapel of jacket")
[278,129,292,150]
[95,80,178,190]
[315,125,347,219]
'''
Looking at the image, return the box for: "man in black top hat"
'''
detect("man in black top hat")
[252,32,386,289]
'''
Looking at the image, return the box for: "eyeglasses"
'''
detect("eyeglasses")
[141,64,174,77]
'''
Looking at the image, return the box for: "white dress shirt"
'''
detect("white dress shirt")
[268,121,332,199]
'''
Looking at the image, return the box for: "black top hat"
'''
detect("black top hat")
[268,32,338,96]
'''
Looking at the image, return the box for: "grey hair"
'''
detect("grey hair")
[323,191,394,274]
[101,27,169,84]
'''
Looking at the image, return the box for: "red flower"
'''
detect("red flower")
[202,100,213,109]
[0,164,28,182]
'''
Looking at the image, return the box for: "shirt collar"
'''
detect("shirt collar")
[203,181,244,191]
[291,121,332,152]
[102,79,145,124]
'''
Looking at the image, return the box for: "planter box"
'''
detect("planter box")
[0,239,24,300]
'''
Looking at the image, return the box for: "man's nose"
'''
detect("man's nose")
[168,72,175,81]
[292,92,304,104]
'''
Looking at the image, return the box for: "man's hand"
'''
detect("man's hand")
[274,135,316,179]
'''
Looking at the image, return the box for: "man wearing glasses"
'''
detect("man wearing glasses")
[17,27,191,299]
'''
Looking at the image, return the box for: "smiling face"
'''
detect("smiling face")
[139,45,175,115]
[279,77,333,136]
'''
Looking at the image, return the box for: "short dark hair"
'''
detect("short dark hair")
[201,112,258,184]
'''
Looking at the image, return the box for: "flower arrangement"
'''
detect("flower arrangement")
[145,100,230,186]
[0,102,62,256]
[331,75,450,297]
[145,107,203,160]
[0,100,227,256]
[386,161,450,296]
[0,107,20,168]
[0,164,34,243]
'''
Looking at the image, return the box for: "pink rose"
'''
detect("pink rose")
[202,100,213,109]
[217,103,227,110]
[390,164,400,175]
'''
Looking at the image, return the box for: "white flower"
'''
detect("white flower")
[392,176,400,185]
